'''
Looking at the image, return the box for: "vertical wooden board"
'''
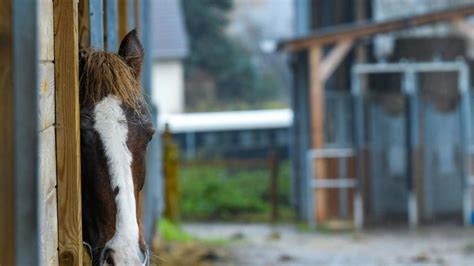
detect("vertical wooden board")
[40,126,57,201]
[39,0,54,61]
[78,0,90,48]
[118,0,128,40]
[39,63,55,130]
[0,0,14,264]
[41,185,59,266]
[54,0,83,265]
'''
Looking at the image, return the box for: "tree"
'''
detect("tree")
[182,0,277,111]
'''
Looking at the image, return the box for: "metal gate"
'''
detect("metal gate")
[351,61,472,227]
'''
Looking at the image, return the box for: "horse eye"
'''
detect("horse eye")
[148,128,156,142]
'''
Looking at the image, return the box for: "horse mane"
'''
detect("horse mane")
[79,48,144,111]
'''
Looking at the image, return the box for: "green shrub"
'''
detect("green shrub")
[179,161,292,221]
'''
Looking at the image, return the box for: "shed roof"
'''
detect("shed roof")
[151,0,189,60]
[159,109,293,133]
[279,4,474,52]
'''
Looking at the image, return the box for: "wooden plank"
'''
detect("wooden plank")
[281,4,474,51]
[134,0,139,31]
[41,177,59,266]
[0,0,15,264]
[308,45,329,222]
[320,39,354,82]
[118,0,128,40]
[39,63,55,130]
[40,126,57,200]
[78,0,90,48]
[128,0,135,30]
[39,126,58,266]
[40,0,54,61]
[53,0,83,264]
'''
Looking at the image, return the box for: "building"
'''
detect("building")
[285,0,474,227]
[160,109,293,160]
[151,0,188,114]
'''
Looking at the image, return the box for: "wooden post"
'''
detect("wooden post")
[54,0,83,265]
[118,0,129,40]
[308,45,328,222]
[269,151,280,222]
[0,1,15,264]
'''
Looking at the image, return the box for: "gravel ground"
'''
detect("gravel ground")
[183,223,474,266]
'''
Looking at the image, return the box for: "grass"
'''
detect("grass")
[178,160,295,222]
[158,219,232,246]
[158,219,194,242]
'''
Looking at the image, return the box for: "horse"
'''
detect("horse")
[79,30,155,265]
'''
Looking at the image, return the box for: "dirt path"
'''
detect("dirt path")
[183,223,474,266]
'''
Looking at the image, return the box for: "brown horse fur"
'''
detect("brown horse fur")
[79,30,154,265]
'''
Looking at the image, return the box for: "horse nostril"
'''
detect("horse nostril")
[103,248,115,265]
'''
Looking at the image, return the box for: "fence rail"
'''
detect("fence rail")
[306,148,363,230]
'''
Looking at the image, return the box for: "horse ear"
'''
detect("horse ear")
[118,29,144,78]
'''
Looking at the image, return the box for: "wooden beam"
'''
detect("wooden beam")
[54,0,83,265]
[281,4,474,51]
[320,39,354,82]
[308,45,329,222]
[0,1,15,264]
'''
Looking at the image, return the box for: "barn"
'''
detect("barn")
[0,1,161,265]
[284,0,474,229]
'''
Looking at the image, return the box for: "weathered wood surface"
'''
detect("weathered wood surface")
[0,0,15,264]
[40,0,54,61]
[39,63,55,130]
[39,0,58,264]
[54,0,83,264]
[40,127,59,266]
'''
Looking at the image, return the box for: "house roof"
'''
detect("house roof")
[151,0,189,60]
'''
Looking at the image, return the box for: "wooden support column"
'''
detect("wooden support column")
[54,0,83,265]
[308,40,354,223]
[308,45,328,222]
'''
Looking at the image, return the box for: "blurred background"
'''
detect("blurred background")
[153,0,474,265]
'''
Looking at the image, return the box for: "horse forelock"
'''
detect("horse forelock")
[79,48,144,112]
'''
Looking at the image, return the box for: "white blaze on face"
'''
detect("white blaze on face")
[94,95,145,265]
